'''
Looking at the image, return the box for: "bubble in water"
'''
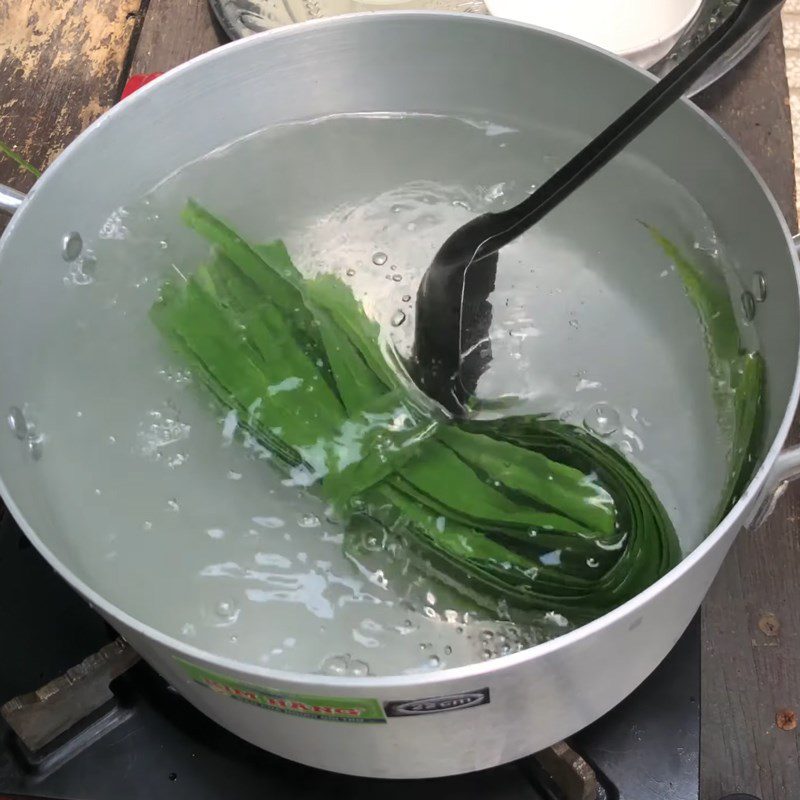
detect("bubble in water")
[229,635,238,643]
[227,470,242,480]
[741,290,756,321]
[575,378,602,392]
[99,208,130,240]
[583,403,620,437]
[428,655,441,668]
[391,274,402,282]
[64,261,94,286]
[167,498,180,512]
[372,252,388,266]
[444,645,453,656]
[752,271,767,302]
[27,436,43,460]
[321,654,349,676]
[253,516,284,529]
[80,253,98,278]
[158,367,192,386]
[544,611,570,628]
[568,318,579,330]
[62,232,83,262]
[394,619,417,635]
[482,650,493,660]
[143,521,153,531]
[138,409,190,460]
[181,623,196,638]
[298,513,321,528]
[7,407,28,440]
[480,630,494,643]
[391,310,407,327]
[484,182,505,202]
[586,557,600,569]
[349,659,369,677]
[324,505,342,525]
[215,599,239,620]
[402,294,411,303]
[167,452,187,469]
[362,532,383,552]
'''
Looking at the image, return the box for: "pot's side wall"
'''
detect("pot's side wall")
[113,520,742,778]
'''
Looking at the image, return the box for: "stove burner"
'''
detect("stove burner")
[2,639,138,753]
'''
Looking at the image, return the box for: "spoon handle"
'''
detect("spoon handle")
[477,0,783,257]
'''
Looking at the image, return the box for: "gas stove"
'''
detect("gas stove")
[0,508,703,800]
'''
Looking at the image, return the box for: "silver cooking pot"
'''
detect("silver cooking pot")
[1,12,800,779]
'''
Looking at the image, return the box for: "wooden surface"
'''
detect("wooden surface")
[130,0,225,75]
[1,3,799,798]
[696,24,800,800]
[0,0,147,195]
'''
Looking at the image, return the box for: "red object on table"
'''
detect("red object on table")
[120,73,164,100]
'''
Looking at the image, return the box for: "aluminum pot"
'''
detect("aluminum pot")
[1,12,800,780]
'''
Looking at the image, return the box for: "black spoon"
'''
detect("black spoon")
[413,0,783,415]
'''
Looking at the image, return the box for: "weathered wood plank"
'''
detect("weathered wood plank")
[696,23,800,800]
[129,0,226,75]
[698,26,798,225]
[0,0,147,198]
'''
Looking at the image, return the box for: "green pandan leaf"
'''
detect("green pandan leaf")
[154,202,727,622]
[650,229,764,511]
[0,140,41,178]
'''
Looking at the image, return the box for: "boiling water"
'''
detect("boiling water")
[30,113,753,675]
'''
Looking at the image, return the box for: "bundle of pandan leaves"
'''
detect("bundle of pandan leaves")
[150,200,761,623]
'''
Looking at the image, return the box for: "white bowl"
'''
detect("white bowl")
[484,0,704,69]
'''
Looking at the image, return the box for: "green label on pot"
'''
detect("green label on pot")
[176,659,386,723]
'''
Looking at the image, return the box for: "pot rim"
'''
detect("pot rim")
[2,10,798,690]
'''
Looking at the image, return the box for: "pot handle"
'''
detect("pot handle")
[749,233,800,527]
[0,184,25,216]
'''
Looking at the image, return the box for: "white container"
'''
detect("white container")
[485,0,704,68]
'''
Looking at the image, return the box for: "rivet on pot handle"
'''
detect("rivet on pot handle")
[751,446,800,529]
[0,184,25,216]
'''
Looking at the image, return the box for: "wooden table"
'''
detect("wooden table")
[0,3,798,797]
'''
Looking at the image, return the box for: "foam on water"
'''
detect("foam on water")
[27,112,753,675]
